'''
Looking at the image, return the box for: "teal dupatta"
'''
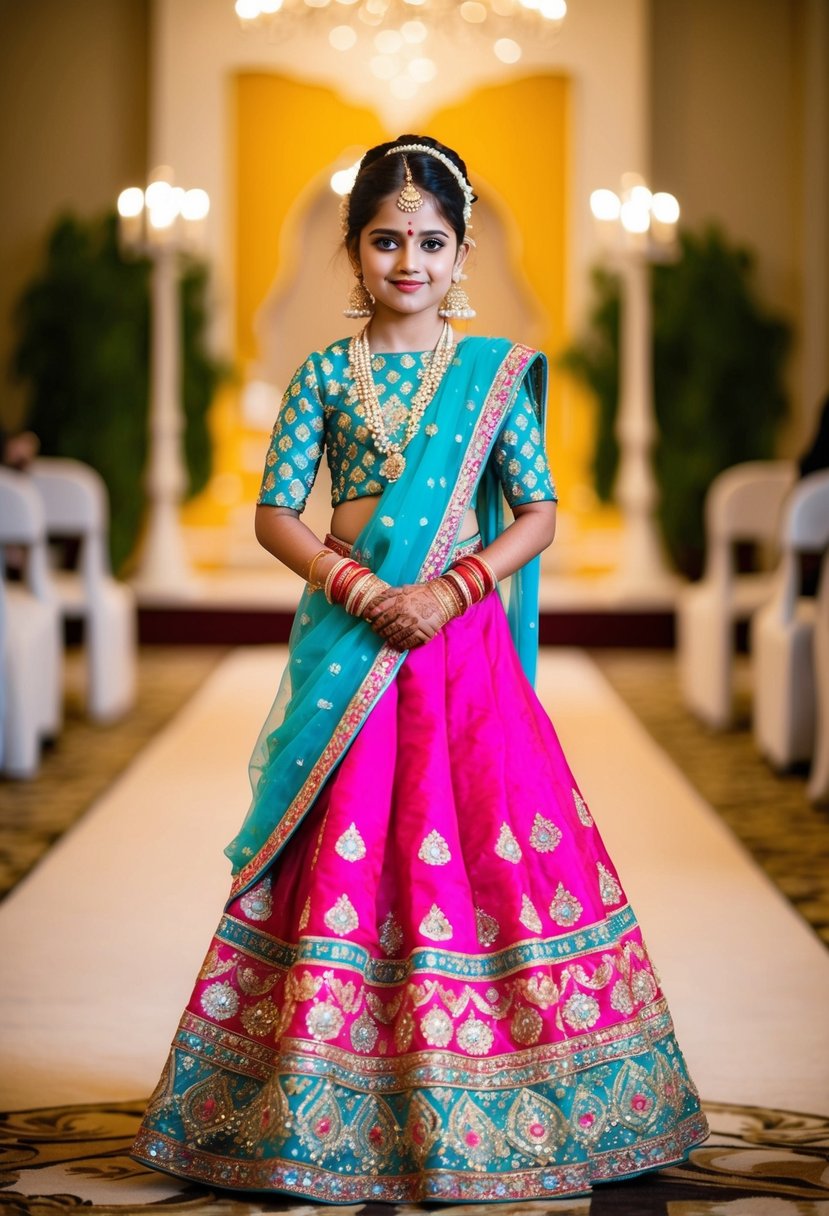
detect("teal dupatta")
[226,338,548,901]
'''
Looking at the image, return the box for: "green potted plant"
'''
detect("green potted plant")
[560,226,791,577]
[12,211,230,571]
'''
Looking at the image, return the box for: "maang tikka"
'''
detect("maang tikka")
[344,273,374,319]
[396,155,423,214]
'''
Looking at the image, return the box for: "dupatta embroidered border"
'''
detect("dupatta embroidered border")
[228,342,539,902]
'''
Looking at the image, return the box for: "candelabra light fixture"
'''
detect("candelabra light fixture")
[117,171,211,597]
[235,0,567,100]
[589,174,681,593]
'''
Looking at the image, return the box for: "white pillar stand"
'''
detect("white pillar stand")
[607,248,677,598]
[131,246,197,598]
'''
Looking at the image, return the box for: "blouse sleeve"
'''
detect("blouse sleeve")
[491,379,558,507]
[257,354,326,512]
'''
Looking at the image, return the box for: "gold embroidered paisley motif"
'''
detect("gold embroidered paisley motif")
[519,894,543,933]
[335,823,367,862]
[495,822,522,863]
[403,1092,441,1164]
[631,967,658,1004]
[296,1081,346,1160]
[598,861,623,905]
[529,813,562,853]
[570,1086,609,1144]
[447,1094,504,1168]
[573,788,594,826]
[240,878,273,921]
[351,1094,397,1167]
[350,1009,379,1053]
[418,829,451,866]
[419,903,453,941]
[378,911,403,956]
[324,894,359,937]
[549,882,583,927]
[475,906,499,947]
[505,1088,568,1163]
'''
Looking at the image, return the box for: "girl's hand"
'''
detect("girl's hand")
[365,583,445,650]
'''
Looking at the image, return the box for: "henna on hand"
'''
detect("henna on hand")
[368,583,446,650]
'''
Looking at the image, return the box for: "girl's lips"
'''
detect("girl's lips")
[392,281,424,293]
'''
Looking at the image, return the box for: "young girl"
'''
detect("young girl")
[133,134,707,1202]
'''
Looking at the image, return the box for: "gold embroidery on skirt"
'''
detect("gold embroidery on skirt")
[419,904,453,941]
[418,828,452,865]
[495,822,522,863]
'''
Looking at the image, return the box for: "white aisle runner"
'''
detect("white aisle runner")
[1,648,827,1115]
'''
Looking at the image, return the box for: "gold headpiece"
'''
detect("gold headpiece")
[385,143,474,225]
[396,155,423,214]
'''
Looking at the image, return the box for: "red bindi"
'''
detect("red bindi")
[407,226,414,236]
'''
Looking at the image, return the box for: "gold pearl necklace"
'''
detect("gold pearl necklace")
[348,321,455,481]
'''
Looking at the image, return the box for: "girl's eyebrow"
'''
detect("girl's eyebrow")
[368,226,449,237]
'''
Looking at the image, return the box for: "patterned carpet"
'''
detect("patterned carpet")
[1,1100,828,1213]
[1,644,828,1214]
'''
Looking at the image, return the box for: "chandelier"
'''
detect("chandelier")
[235,0,567,100]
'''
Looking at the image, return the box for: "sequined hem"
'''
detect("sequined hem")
[132,1090,706,1203]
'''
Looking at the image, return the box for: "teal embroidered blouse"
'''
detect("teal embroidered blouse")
[257,337,557,512]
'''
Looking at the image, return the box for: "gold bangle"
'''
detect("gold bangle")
[307,547,332,588]
[431,579,459,624]
[427,582,449,625]
[443,569,473,610]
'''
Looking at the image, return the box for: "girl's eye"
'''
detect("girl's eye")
[374,237,397,250]
[422,239,445,251]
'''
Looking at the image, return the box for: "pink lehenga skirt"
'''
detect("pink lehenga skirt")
[132,591,708,1202]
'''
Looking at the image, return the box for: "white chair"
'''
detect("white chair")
[31,458,137,722]
[0,468,63,778]
[751,469,829,771]
[676,461,796,729]
[808,546,829,802]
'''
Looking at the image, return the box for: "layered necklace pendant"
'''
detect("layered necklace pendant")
[348,321,455,484]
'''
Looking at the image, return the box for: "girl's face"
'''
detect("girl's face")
[356,191,468,325]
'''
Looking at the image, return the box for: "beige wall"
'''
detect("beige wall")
[0,0,149,429]
[650,0,829,450]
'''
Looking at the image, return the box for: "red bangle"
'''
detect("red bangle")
[453,555,497,599]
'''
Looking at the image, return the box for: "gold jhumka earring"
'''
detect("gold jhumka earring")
[344,274,375,319]
[439,272,476,319]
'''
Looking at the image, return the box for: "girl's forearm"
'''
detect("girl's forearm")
[254,506,340,585]
[475,501,557,581]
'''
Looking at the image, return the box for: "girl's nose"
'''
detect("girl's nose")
[396,240,419,273]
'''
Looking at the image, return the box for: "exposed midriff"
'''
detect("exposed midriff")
[330,497,479,546]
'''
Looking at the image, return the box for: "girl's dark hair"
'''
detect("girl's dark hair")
[344,134,475,260]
